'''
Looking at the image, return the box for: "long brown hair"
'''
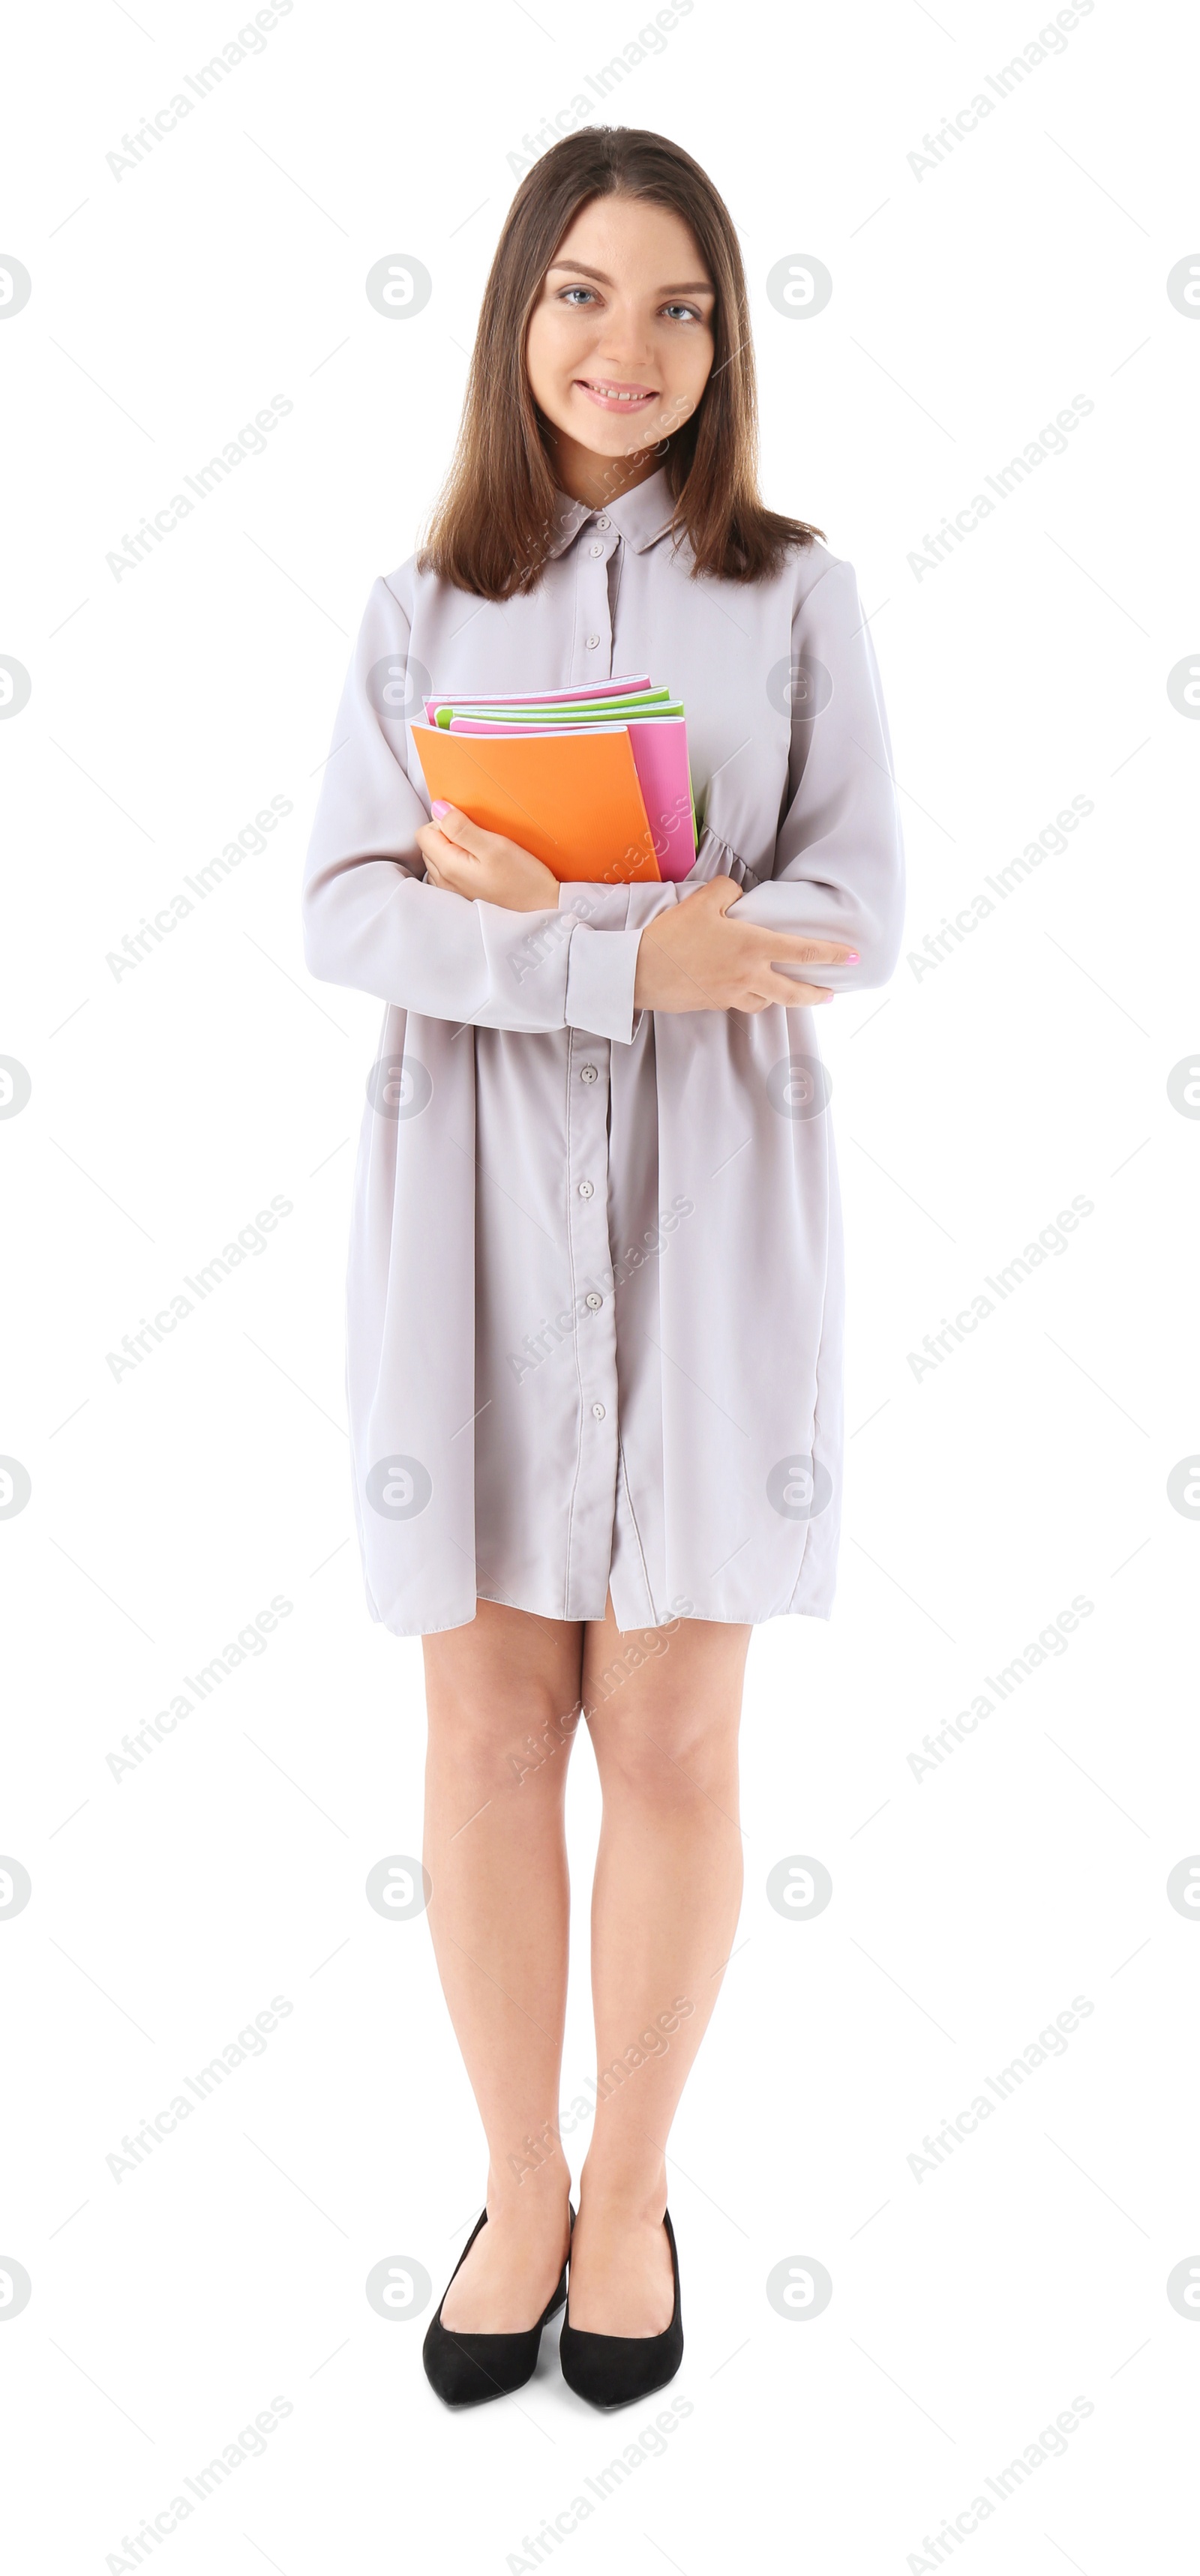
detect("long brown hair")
[418,126,822,598]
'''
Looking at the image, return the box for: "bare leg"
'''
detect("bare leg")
[422,1599,582,2332]
[568,1595,750,2334]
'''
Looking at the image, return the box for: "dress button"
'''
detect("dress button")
[580,1063,598,1082]
[578,1179,594,1198]
[590,542,604,557]
[592,1402,606,1420]
[585,1292,603,1311]
[585,633,600,648]
[596,516,610,529]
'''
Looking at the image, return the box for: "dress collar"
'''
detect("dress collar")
[547,463,679,559]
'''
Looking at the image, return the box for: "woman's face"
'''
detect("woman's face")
[525,193,716,496]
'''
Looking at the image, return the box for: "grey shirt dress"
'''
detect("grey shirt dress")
[301,465,904,1637]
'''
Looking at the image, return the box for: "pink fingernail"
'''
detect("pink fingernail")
[431,799,450,818]
[846,950,860,962]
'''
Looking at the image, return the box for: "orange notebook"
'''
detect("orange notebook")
[412,721,662,884]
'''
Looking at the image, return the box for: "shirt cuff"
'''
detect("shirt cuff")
[563,919,644,1044]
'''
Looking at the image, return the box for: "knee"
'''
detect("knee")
[428,1680,582,1791]
[587,1693,738,1805]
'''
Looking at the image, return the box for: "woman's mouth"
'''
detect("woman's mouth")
[574,379,658,412]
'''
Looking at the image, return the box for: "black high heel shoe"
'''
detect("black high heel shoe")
[558,2207,683,2409]
[422,2204,574,2408]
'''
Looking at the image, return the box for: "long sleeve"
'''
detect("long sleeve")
[301,577,645,1041]
[728,554,905,994]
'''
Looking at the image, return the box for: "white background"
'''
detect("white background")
[2,0,1198,2567]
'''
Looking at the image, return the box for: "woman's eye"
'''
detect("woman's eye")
[555,288,706,320]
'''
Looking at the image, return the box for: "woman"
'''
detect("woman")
[302,124,904,2410]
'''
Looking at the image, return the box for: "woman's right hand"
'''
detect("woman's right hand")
[632,877,855,1014]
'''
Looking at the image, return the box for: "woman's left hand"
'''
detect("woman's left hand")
[415,804,560,911]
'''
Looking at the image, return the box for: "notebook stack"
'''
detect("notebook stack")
[412,675,696,885]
